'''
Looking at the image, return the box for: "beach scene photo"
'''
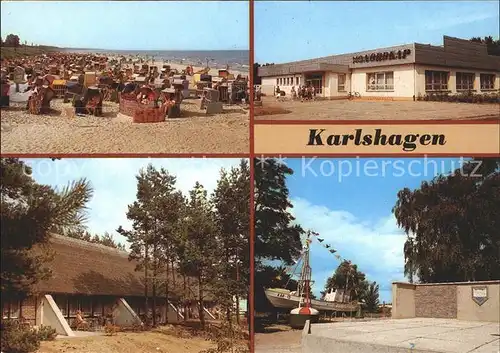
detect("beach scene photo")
[253,157,499,353]
[254,1,500,120]
[1,1,249,154]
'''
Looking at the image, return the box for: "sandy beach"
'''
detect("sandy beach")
[1,98,249,154]
[1,51,249,154]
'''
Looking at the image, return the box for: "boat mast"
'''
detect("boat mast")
[298,231,313,308]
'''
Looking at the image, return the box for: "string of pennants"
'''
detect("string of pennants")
[282,231,349,275]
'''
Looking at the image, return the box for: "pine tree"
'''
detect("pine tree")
[1,158,93,309]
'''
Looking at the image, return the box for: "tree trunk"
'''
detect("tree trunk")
[183,274,187,323]
[144,243,149,326]
[152,244,157,327]
[165,257,169,324]
[236,252,240,325]
[198,273,205,328]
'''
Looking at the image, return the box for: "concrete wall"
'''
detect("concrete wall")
[414,64,500,96]
[113,298,142,327]
[351,64,416,99]
[324,72,350,98]
[37,295,75,336]
[261,75,304,96]
[457,283,500,322]
[391,283,416,319]
[392,281,500,322]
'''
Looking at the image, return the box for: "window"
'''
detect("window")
[2,300,20,319]
[338,74,346,92]
[286,77,290,85]
[276,78,279,85]
[480,74,495,90]
[456,72,475,91]
[425,71,448,91]
[296,77,299,85]
[367,72,394,91]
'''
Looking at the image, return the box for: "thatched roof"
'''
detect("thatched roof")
[33,234,200,300]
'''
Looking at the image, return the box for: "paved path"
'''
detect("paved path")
[255,330,302,353]
[303,318,500,353]
[256,97,500,121]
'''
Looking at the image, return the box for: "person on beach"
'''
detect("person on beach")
[137,85,156,105]
[291,86,297,100]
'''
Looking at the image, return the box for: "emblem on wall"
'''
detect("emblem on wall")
[471,286,488,306]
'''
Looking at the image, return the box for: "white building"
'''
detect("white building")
[258,36,500,100]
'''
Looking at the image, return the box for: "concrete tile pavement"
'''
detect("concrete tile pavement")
[303,318,500,353]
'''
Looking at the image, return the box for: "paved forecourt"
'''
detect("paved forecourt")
[301,318,500,353]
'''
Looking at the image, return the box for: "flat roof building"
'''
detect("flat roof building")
[258,36,500,100]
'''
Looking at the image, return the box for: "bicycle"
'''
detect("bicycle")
[348,91,361,100]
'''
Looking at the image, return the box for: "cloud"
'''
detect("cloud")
[396,12,498,32]
[289,197,407,302]
[25,158,245,246]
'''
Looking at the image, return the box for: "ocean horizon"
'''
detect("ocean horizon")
[61,48,249,70]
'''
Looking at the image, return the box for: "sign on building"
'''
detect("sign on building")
[352,49,411,64]
[471,286,488,306]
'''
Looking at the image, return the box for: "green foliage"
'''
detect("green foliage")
[35,325,57,341]
[65,229,126,250]
[212,160,250,320]
[1,158,93,301]
[117,163,185,326]
[117,160,250,334]
[322,260,367,301]
[3,34,20,48]
[470,36,500,56]
[393,158,500,283]
[0,320,56,353]
[363,282,380,313]
[254,158,303,266]
[417,92,499,104]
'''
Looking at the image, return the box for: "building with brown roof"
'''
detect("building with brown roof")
[2,235,218,335]
[258,36,500,100]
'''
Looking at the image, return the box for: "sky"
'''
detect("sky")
[1,1,249,50]
[255,1,500,63]
[22,157,245,246]
[266,157,470,303]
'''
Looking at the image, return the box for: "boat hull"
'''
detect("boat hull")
[264,289,358,312]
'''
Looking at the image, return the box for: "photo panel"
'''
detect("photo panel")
[1,1,250,155]
[253,1,500,157]
[1,157,250,352]
[254,1,500,121]
[253,156,500,353]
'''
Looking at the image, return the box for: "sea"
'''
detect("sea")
[62,49,249,72]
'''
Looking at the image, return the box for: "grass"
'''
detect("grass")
[1,45,60,60]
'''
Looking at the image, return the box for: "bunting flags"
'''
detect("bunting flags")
[325,244,331,249]
[318,238,324,243]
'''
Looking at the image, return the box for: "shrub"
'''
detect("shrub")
[0,320,40,353]
[104,323,119,336]
[36,325,57,341]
